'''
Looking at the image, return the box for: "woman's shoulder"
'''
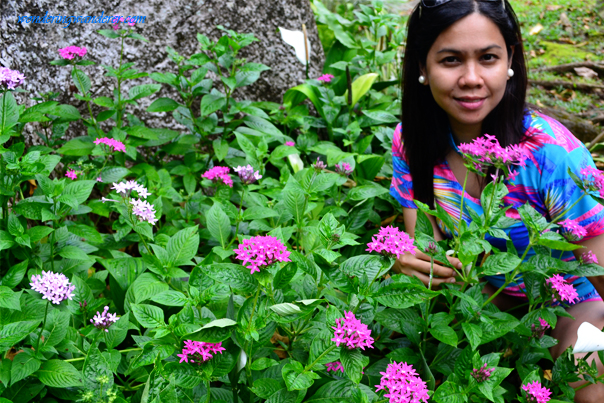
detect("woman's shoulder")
[522,109,585,155]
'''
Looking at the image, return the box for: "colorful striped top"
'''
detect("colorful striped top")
[389,110,604,300]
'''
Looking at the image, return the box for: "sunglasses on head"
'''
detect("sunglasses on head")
[420,0,506,18]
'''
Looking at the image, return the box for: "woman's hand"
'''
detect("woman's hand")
[392,248,462,287]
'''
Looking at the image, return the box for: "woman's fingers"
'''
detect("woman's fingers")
[399,268,457,287]
[399,252,457,278]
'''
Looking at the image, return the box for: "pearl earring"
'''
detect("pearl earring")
[418,75,426,84]
[507,69,514,78]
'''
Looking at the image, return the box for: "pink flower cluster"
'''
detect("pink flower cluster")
[0,67,25,90]
[366,226,416,259]
[30,271,76,305]
[335,162,353,176]
[579,166,604,198]
[546,274,579,304]
[522,381,552,403]
[458,134,528,171]
[531,317,550,339]
[202,166,233,188]
[558,218,587,242]
[331,311,374,350]
[375,361,429,403]
[234,165,262,185]
[94,137,126,153]
[234,235,291,274]
[111,180,151,198]
[471,363,494,383]
[112,16,136,30]
[65,169,79,180]
[326,361,344,373]
[580,250,599,265]
[313,157,327,171]
[90,306,119,332]
[58,46,87,60]
[285,141,296,146]
[130,198,158,225]
[177,340,225,364]
[317,74,334,83]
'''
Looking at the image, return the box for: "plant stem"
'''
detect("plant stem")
[230,187,246,247]
[575,372,604,391]
[429,256,434,290]
[303,344,337,372]
[550,193,587,223]
[116,35,125,129]
[206,380,211,403]
[35,300,50,355]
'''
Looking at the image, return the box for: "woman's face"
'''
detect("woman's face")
[422,12,513,141]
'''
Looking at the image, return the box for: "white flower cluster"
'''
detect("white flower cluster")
[103,180,158,225]
[130,198,158,225]
[111,180,151,198]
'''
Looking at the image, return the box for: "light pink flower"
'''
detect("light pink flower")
[375,361,428,403]
[30,271,75,305]
[111,180,150,199]
[366,226,416,259]
[0,67,25,90]
[234,165,262,185]
[471,363,494,383]
[317,74,334,83]
[522,381,551,403]
[177,340,225,364]
[58,46,87,60]
[532,317,550,339]
[558,218,587,242]
[579,166,604,198]
[234,235,291,274]
[202,166,233,188]
[332,311,374,350]
[65,170,78,180]
[130,198,158,225]
[96,176,103,182]
[90,306,119,333]
[326,361,344,373]
[94,137,126,153]
[581,250,599,265]
[335,162,353,176]
[313,157,327,171]
[546,274,579,304]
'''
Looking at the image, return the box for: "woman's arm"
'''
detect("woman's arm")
[574,233,604,298]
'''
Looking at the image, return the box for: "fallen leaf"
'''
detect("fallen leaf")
[560,13,572,27]
[544,369,552,381]
[546,5,562,11]
[529,23,544,35]
[575,67,598,79]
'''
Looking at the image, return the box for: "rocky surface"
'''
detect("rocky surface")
[1,0,325,145]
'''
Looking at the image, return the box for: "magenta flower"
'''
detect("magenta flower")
[202,166,233,188]
[234,235,291,274]
[313,157,327,171]
[458,134,528,171]
[471,363,494,383]
[111,180,151,199]
[335,162,353,176]
[285,141,296,147]
[531,317,550,339]
[130,199,158,225]
[326,361,344,373]
[94,137,126,153]
[558,218,587,242]
[30,271,76,305]
[177,340,225,364]
[580,250,599,265]
[546,274,579,304]
[58,46,87,60]
[65,169,78,180]
[332,311,374,350]
[317,74,334,83]
[90,306,119,332]
[366,226,416,259]
[234,165,262,185]
[0,67,25,90]
[579,166,604,198]
[522,381,552,403]
[375,361,429,403]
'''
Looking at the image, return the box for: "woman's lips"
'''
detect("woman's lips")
[455,97,486,110]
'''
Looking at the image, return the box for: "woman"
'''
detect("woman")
[390,0,604,401]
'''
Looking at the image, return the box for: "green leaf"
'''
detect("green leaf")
[10,352,40,386]
[57,136,94,156]
[131,303,165,328]
[0,287,21,311]
[35,360,83,387]
[151,290,188,306]
[282,361,320,391]
[375,283,440,309]
[93,96,115,107]
[190,318,237,343]
[206,264,258,294]
[250,358,279,371]
[362,110,399,124]
[269,303,302,316]
[346,73,378,107]
[99,167,130,183]
[284,191,305,225]
[0,320,41,351]
[58,245,90,261]
[340,348,364,384]
[58,180,95,209]
[1,260,28,288]
[101,258,144,291]
[0,92,19,134]
[207,204,231,249]
[0,230,14,251]
[461,322,482,351]
[430,325,458,347]
[283,84,324,118]
[27,226,54,243]
[147,98,180,113]
[128,84,161,101]
[433,380,466,403]
[481,253,522,276]
[52,104,81,122]
[250,378,284,399]
[42,309,70,347]
[167,226,199,266]
[71,68,91,94]
[348,185,388,201]
[105,312,129,349]
[200,94,226,116]
[537,231,583,251]
[98,29,120,38]
[243,206,280,221]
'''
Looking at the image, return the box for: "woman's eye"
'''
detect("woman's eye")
[442,57,459,64]
[482,54,498,62]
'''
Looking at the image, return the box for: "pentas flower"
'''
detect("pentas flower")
[96,176,103,182]
[580,250,599,265]
[177,340,225,364]
[58,46,87,60]
[317,74,334,83]
[531,317,550,339]
[202,166,233,188]
[313,157,327,171]
[234,165,262,185]
[579,166,604,198]
[0,67,25,90]
[90,306,119,332]
[366,226,416,259]
[285,141,295,147]
[130,198,158,225]
[326,361,344,373]
[375,361,429,403]
[94,137,126,153]
[111,180,151,199]
[30,271,76,305]
[65,169,78,180]
[458,134,528,171]
[234,235,291,274]
[423,241,437,256]
[471,363,494,383]
[558,218,587,242]
[335,162,353,176]
[522,381,552,403]
[546,274,579,304]
[331,311,374,350]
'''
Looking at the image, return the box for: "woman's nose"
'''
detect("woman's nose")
[459,63,483,87]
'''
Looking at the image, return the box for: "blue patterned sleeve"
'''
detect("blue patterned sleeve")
[389,124,417,209]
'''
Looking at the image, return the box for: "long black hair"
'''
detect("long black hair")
[401,0,528,208]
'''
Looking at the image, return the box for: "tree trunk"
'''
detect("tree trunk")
[0,0,325,145]
[597,0,604,20]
